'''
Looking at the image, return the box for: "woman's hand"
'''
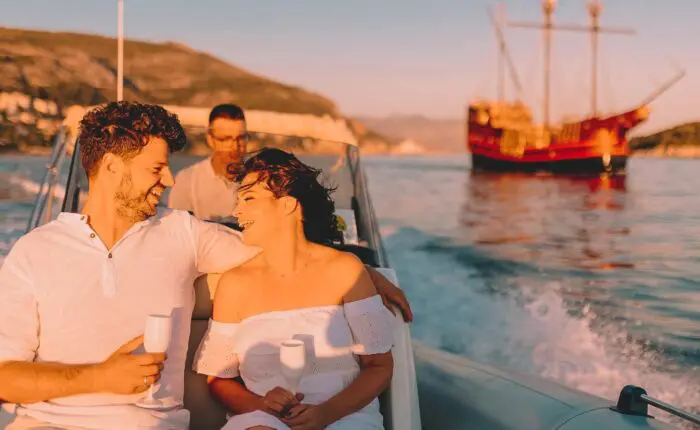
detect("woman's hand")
[261,386,304,416]
[282,404,330,429]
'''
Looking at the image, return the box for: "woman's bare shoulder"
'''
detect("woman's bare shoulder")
[212,255,264,322]
[315,245,376,301]
[321,245,365,272]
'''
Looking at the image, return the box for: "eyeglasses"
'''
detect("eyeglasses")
[208,130,249,148]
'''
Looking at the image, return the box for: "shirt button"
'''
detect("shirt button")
[108,253,113,259]
[90,233,96,238]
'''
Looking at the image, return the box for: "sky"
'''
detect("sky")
[1,0,699,135]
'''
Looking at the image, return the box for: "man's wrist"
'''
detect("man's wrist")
[84,363,105,393]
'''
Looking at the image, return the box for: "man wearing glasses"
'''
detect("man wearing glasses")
[168,104,248,220]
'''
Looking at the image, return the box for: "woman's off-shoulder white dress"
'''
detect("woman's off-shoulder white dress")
[193,295,395,429]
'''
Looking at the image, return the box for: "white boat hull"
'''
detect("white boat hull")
[413,343,677,429]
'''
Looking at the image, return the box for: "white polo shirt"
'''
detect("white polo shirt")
[0,209,259,429]
[168,158,239,221]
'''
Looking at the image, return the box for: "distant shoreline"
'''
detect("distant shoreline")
[0,148,52,157]
[631,147,700,159]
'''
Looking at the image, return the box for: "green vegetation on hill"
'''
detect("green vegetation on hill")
[630,122,700,151]
[0,26,338,116]
[0,26,399,153]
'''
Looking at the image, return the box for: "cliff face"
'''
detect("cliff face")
[0,27,339,116]
[0,26,398,153]
[630,122,700,157]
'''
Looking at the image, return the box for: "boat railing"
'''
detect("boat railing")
[364,172,390,267]
[61,139,83,213]
[25,126,69,233]
[350,154,388,266]
[614,385,700,427]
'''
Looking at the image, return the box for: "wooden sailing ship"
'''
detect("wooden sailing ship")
[466,0,684,174]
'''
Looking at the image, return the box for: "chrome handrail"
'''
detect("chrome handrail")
[362,166,389,267]
[352,152,388,267]
[613,385,700,426]
[342,145,389,265]
[641,393,700,426]
[25,127,69,233]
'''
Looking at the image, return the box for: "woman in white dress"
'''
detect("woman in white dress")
[193,148,395,429]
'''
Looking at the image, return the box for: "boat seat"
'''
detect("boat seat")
[0,405,14,429]
[185,273,229,430]
[185,268,421,430]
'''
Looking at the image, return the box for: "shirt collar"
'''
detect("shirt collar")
[57,212,89,225]
[57,211,160,235]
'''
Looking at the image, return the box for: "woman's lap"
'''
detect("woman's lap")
[220,409,383,430]
[221,410,287,430]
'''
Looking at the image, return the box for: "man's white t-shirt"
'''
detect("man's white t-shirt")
[168,158,238,221]
[0,209,259,429]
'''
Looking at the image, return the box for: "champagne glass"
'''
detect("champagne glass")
[279,340,306,395]
[135,314,172,409]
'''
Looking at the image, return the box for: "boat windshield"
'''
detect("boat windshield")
[27,129,387,267]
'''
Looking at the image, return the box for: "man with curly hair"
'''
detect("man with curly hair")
[0,101,412,429]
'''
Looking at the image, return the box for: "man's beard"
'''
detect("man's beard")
[115,172,157,222]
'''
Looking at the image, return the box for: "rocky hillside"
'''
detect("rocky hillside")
[0,26,394,153]
[630,121,700,157]
[0,27,338,115]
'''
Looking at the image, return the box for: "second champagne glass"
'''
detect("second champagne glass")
[279,339,306,395]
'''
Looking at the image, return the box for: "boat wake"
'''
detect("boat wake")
[0,172,42,202]
[0,170,86,269]
[380,225,699,428]
[0,173,43,268]
[523,284,698,428]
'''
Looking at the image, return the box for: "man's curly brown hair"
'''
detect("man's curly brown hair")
[77,101,187,178]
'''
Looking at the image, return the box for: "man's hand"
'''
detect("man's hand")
[93,335,166,395]
[367,267,413,322]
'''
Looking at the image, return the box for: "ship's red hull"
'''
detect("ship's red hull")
[469,139,628,173]
[470,152,627,173]
[466,104,648,175]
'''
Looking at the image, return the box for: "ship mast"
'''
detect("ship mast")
[490,3,523,101]
[508,0,634,128]
[588,0,601,116]
[543,0,554,129]
[496,3,505,100]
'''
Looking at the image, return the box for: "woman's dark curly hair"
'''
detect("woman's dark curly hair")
[235,147,343,245]
[77,101,187,178]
